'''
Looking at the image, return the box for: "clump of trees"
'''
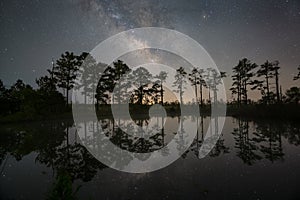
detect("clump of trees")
[0,78,66,117]
[95,64,226,107]
[230,58,257,105]
[1,51,299,120]
[93,62,163,106]
[0,51,86,118]
[230,58,300,105]
[293,65,300,80]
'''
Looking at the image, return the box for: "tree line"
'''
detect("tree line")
[230,58,300,105]
[0,51,299,118]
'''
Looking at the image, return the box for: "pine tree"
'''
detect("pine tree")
[155,71,168,105]
[53,52,80,105]
[173,67,187,105]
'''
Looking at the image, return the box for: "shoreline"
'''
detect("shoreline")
[1,104,299,124]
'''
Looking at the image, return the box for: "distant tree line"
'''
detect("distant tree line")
[0,51,299,119]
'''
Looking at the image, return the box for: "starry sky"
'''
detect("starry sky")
[1,0,300,100]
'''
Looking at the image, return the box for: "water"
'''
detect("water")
[0,117,300,199]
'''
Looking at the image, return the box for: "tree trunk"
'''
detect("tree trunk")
[213,90,217,104]
[275,69,280,103]
[96,99,99,111]
[194,77,198,104]
[244,81,248,105]
[66,88,69,106]
[208,86,211,104]
[160,82,164,105]
[266,75,270,104]
[200,84,203,107]
[180,85,183,105]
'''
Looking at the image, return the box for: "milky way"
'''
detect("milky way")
[0,0,300,99]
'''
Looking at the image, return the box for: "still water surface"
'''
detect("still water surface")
[0,117,300,199]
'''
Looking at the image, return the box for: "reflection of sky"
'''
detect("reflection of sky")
[1,0,300,100]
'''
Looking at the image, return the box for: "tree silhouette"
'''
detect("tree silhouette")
[1,78,65,116]
[285,87,300,104]
[131,67,152,105]
[198,69,206,107]
[9,80,36,114]
[36,75,56,93]
[205,68,226,104]
[189,68,199,104]
[76,52,97,104]
[110,60,131,105]
[53,52,80,105]
[147,82,161,104]
[173,67,187,105]
[155,71,168,105]
[96,66,113,105]
[0,80,5,95]
[256,60,274,104]
[230,63,242,105]
[272,60,281,103]
[36,75,65,114]
[293,65,300,80]
[230,58,257,105]
[0,80,9,115]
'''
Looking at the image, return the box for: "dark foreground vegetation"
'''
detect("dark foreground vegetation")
[0,51,299,123]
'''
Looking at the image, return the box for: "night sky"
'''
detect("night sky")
[1,0,300,100]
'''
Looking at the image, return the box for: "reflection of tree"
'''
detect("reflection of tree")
[37,125,107,199]
[185,116,204,158]
[252,122,284,162]
[182,116,229,159]
[102,118,168,154]
[38,141,106,182]
[232,119,286,164]
[208,116,229,157]
[209,137,229,157]
[0,121,107,199]
[283,122,300,146]
[0,121,68,165]
[46,171,80,200]
[175,116,190,158]
[232,118,261,165]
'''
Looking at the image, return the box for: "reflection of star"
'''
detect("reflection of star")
[202,11,211,21]
[111,13,121,20]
